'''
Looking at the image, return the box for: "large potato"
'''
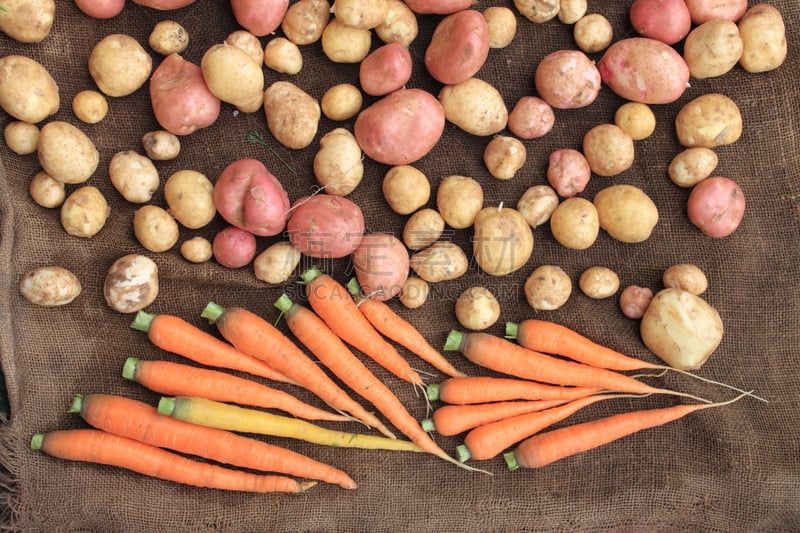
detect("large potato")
[202,43,264,113]
[286,194,365,258]
[89,34,153,97]
[352,233,410,301]
[436,175,483,230]
[675,93,742,148]
[425,10,490,85]
[472,206,534,276]
[150,54,221,136]
[438,78,508,136]
[314,128,363,196]
[534,50,601,109]
[737,4,788,73]
[164,170,216,229]
[360,43,412,97]
[37,121,99,185]
[0,0,54,43]
[683,20,743,79]
[264,81,321,150]
[230,0,289,36]
[593,184,659,243]
[409,241,468,283]
[0,55,59,124]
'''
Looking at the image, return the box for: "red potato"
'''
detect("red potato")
[508,96,555,139]
[404,0,475,14]
[133,0,197,8]
[687,176,746,238]
[547,149,591,198]
[354,88,445,166]
[286,194,365,259]
[76,0,125,18]
[230,0,289,36]
[352,233,410,301]
[619,285,653,319]
[359,43,413,97]
[149,54,221,136]
[629,0,691,45]
[424,10,490,85]
[214,159,290,237]
[685,0,747,24]
[534,50,601,109]
[213,226,257,269]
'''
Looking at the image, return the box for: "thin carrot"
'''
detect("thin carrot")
[131,310,295,386]
[300,267,425,388]
[201,301,396,438]
[444,330,710,403]
[503,392,750,469]
[420,400,570,437]
[346,277,468,378]
[158,396,424,453]
[427,376,600,405]
[122,357,352,423]
[70,393,357,489]
[31,429,315,493]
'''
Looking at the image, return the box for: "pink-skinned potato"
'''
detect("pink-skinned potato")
[687,176,745,238]
[354,88,445,166]
[76,0,125,18]
[133,0,197,8]
[230,0,289,36]
[629,0,692,45]
[425,10,490,85]
[404,0,475,14]
[150,54,220,136]
[359,43,413,97]
[214,159,290,237]
[213,226,257,269]
[353,233,410,301]
[287,194,365,259]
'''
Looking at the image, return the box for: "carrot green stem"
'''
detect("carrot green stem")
[443,330,464,352]
[426,384,441,402]
[456,444,471,463]
[505,322,520,340]
[503,451,520,471]
[130,310,156,332]
[30,434,44,450]
[345,277,362,297]
[299,266,323,285]
[274,294,293,314]
[421,418,435,433]
[67,394,84,414]
[158,396,177,416]
[121,357,139,381]
[201,301,225,323]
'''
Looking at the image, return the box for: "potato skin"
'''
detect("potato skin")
[436,175,483,230]
[738,4,788,73]
[37,122,99,185]
[668,147,718,188]
[230,0,289,36]
[675,93,742,148]
[438,78,508,136]
[263,81,321,150]
[508,96,555,139]
[353,233,410,301]
[89,34,153,97]
[0,0,55,43]
[150,54,221,136]
[164,170,216,229]
[550,197,598,250]
[629,0,691,45]
[213,226,257,268]
[104,254,159,314]
[360,43,413,96]
[534,50,601,109]
[286,194,365,259]
[593,184,659,243]
[404,0,475,14]
[687,176,745,238]
[20,266,81,307]
[409,241,468,283]
[202,43,264,113]
[313,128,363,196]
[685,0,747,24]
[524,265,572,311]
[455,286,500,331]
[663,264,708,295]
[684,20,743,80]
[133,205,179,253]
[425,10,490,85]
[109,151,159,203]
[472,207,534,276]
[0,55,60,124]
[253,241,301,284]
[281,0,330,45]
[61,186,110,238]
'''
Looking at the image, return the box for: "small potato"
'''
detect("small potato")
[668,147,718,188]
[150,54,220,136]
[687,176,745,238]
[383,165,430,215]
[515,0,560,24]
[508,96,555,139]
[579,266,619,299]
[61,186,109,238]
[629,0,691,45]
[180,236,213,264]
[164,170,216,229]
[582,124,634,177]
[253,241,302,284]
[524,265,572,311]
[281,0,330,45]
[142,130,180,161]
[225,31,262,65]
[403,208,445,250]
[547,148,591,197]
[352,232,410,301]
[149,20,189,55]
[573,13,613,53]
[20,266,81,307]
[376,0,419,47]
[213,226,257,268]
[675,93,742,148]
[472,206,534,276]
[4,121,39,155]
[483,6,517,48]
[535,50,601,109]
[400,276,429,309]
[89,34,153,97]
[425,10,490,85]
[409,241,468,283]
[360,42,412,96]
[663,264,708,295]
[321,18,372,63]
[594,184,659,243]
[0,55,60,124]
[0,0,54,43]
[133,205,179,253]
[738,4,788,73]
[455,287,500,331]
[614,102,656,141]
[29,171,65,208]
[334,0,388,29]
[72,90,108,124]
[484,136,526,181]
[201,43,264,113]
[321,84,363,122]
[549,197,598,250]
[620,285,653,319]
[436,175,484,230]
[517,185,559,228]
[264,37,303,75]
[104,254,159,314]
[438,78,508,136]
[685,0,747,24]
[684,20,743,79]
[109,151,160,204]
[314,128,364,196]
[263,81,321,150]
[37,121,99,185]
[558,0,587,24]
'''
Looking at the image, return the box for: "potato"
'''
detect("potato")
[614,102,656,141]
[104,254,159,314]
[484,136,526,181]
[150,54,221,136]
[685,0,747,24]
[133,205,179,253]
[264,37,303,75]
[573,13,613,53]
[629,0,691,45]
[142,130,181,161]
[334,0,388,29]
[314,128,363,196]
[663,264,708,295]
[472,206,534,276]
[321,18,372,63]
[675,93,742,148]
[109,151,160,204]
[524,265,572,311]
[455,287,500,331]
[360,42,412,96]
[253,241,302,284]
[72,90,108,124]
[0,55,59,124]
[89,34,153,97]
[597,37,690,104]
[579,266,619,299]
[230,0,289,36]
[37,121,99,185]
[438,78,508,136]
[405,0,474,15]
[132,0,197,8]
[281,0,330,45]
[619,285,653,319]
[263,81,321,150]
[225,31,263,65]
[549,197,598,250]
[668,147,718,188]
[409,241,468,283]
[383,165,430,215]
[558,0,587,24]
[687,176,745,238]
[593,184,659,243]
[425,10,490,85]
[0,0,54,43]
[640,288,723,370]
[514,0,560,24]
[4,121,39,155]
[517,185,559,228]
[20,266,81,307]
[286,194,365,258]
[400,277,429,309]
[582,124,634,177]
[483,6,517,48]
[29,171,65,209]
[535,50,601,109]
[547,148,590,197]
[738,4,788,73]
[164,170,216,229]
[354,88,445,165]
[352,233,410,301]
[684,20,743,79]
[201,43,264,113]
[508,96,555,139]
[149,20,189,55]
[320,84,363,122]
[180,236,213,264]
[403,208,445,250]
[436,175,484,230]
[213,226,257,268]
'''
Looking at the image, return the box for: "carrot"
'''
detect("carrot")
[444,330,710,403]
[158,396,424,453]
[131,310,295,386]
[427,376,601,405]
[201,301,396,438]
[503,392,750,469]
[122,357,351,423]
[31,429,315,493]
[299,267,425,388]
[420,400,570,437]
[506,319,767,401]
[70,393,357,489]
[346,277,468,378]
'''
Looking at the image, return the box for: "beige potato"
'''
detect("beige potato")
[180,236,213,264]
[579,266,620,299]
[253,241,302,284]
[104,254,159,314]
[517,185,559,228]
[483,6,517,48]
[438,78,508,136]
[29,171,65,208]
[334,0,388,29]
[738,4,787,73]
[668,147,718,188]
[403,208,445,250]
[549,197,598,250]
[264,81,321,150]
[573,13,613,53]
[20,266,81,307]
[455,286,501,331]
[484,136,526,180]
[583,124,634,177]
[225,30,262,65]
[383,165,430,215]
[675,93,742,148]
[321,18,372,63]
[201,43,264,113]
[436,175,484,229]
[320,83,363,121]
[0,0,54,43]
[663,264,708,295]
[473,206,534,276]
[614,102,656,141]
[558,0,587,24]
[142,130,180,161]
[163,170,215,229]
[515,0,560,23]
[4,121,39,155]
[400,276,429,309]
[109,151,159,204]
[535,49,601,110]
[684,20,743,79]
[133,205,179,253]
[409,241,468,283]
[593,184,659,243]
[149,20,189,55]
[72,90,108,124]
[264,37,303,75]
[89,34,153,97]
[0,55,60,124]
[281,0,331,45]
[37,121,99,185]
[61,186,109,238]
[314,128,363,196]
[524,265,572,311]
[376,0,419,47]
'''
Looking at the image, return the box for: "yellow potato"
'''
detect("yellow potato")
[376,0,419,47]
[29,171,65,209]
[89,34,153,97]
[662,264,708,295]
[133,205,179,253]
[281,0,331,45]
[583,124,634,177]
[19,266,81,307]
[263,81,321,150]
[264,37,303,75]
[439,78,508,136]
[399,276,429,309]
[738,4,787,73]
[61,186,109,238]
[320,83,363,121]
[109,151,160,204]
[383,165,430,215]
[436,175,484,229]
[314,128,363,196]
[517,184,559,228]
[4,121,40,155]
[558,0,587,24]
[164,170,216,229]
[472,206,534,276]
[684,20,743,79]
[675,93,742,148]
[0,0,55,43]
[574,13,613,53]
[524,265,572,311]
[483,6,517,48]
[201,43,264,113]
[72,90,109,124]
[593,184,659,243]
[515,0,560,23]
[668,147,718,188]
[403,208,445,250]
[549,197,598,250]
[37,121,99,185]
[333,0,388,29]
[180,236,213,264]
[225,30,263,65]
[321,18,372,63]
[0,55,60,124]
[483,135,526,180]
[455,286,501,331]
[253,241,302,284]
[614,102,656,141]
[409,241,468,283]
[579,266,620,299]
[104,254,159,314]
[149,20,189,55]
[142,130,180,161]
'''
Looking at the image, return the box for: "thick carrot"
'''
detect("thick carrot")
[201,301,396,438]
[122,357,351,423]
[300,268,425,388]
[503,392,749,469]
[131,310,295,386]
[158,396,424,453]
[420,400,570,437]
[427,376,601,405]
[444,330,709,403]
[346,277,468,378]
[70,393,357,489]
[31,429,315,493]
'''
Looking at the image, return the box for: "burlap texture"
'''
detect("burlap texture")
[1,1,798,531]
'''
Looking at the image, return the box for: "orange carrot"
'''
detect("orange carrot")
[427,376,600,405]
[122,357,351,423]
[346,277,468,378]
[201,301,396,438]
[503,392,749,469]
[420,400,570,437]
[444,330,709,403]
[31,429,315,493]
[131,310,295,386]
[300,268,425,388]
[70,393,357,489]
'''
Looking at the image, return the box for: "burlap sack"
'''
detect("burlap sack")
[1,2,798,531]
